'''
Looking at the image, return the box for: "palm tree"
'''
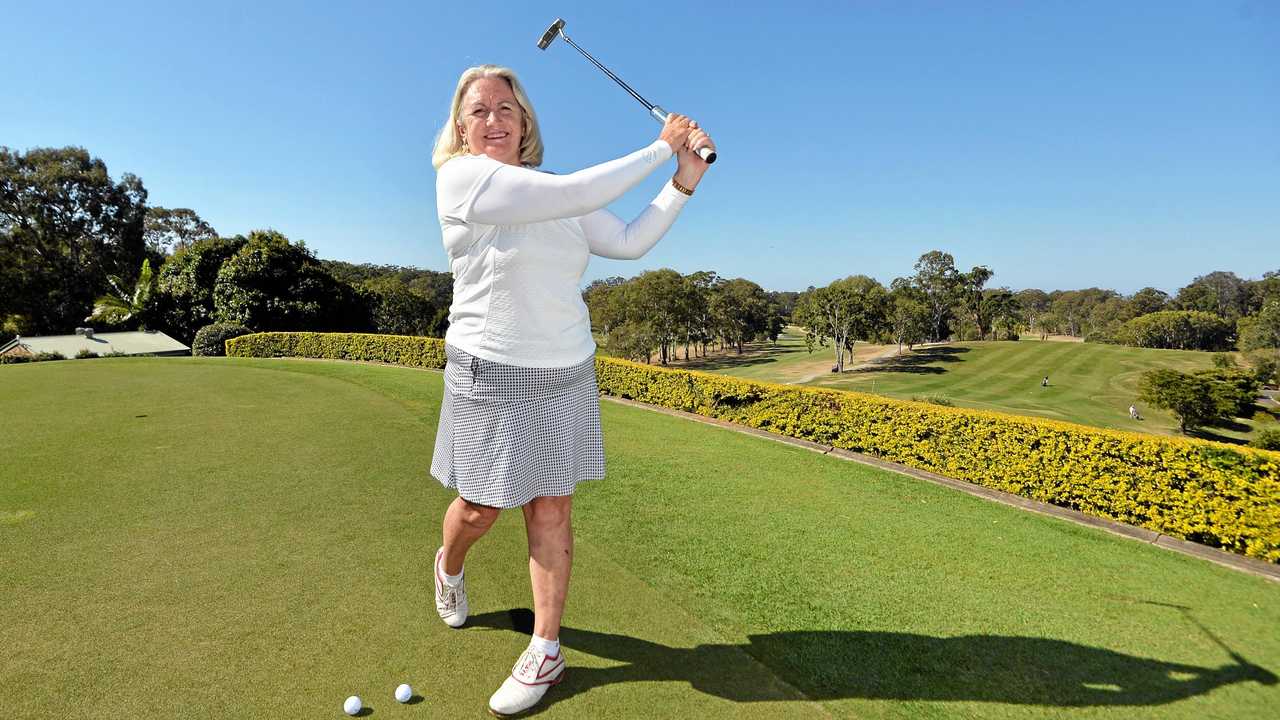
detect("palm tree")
[86,259,155,328]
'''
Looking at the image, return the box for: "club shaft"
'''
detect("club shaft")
[558,32,655,112]
[551,25,717,164]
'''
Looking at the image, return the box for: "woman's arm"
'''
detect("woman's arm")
[578,182,690,260]
[437,141,673,226]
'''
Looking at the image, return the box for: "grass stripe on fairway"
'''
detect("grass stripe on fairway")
[2,358,1278,719]
[806,339,1263,441]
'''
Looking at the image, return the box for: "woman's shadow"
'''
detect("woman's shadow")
[468,608,1275,714]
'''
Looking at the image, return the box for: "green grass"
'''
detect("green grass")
[2,357,1278,719]
[804,340,1269,440]
[682,331,1272,442]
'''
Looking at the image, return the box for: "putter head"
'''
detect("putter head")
[537,18,565,50]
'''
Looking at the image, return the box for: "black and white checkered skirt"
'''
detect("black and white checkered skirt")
[429,344,605,508]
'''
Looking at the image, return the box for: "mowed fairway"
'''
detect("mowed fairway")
[3,358,1279,719]
[804,339,1258,439]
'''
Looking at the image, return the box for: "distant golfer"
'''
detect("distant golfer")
[1042,376,1050,387]
[427,65,713,716]
[1129,404,1142,420]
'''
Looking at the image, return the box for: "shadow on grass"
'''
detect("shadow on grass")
[670,344,799,373]
[470,609,1275,713]
[1186,428,1250,446]
[851,346,970,375]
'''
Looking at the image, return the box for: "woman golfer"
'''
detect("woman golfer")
[428,64,713,716]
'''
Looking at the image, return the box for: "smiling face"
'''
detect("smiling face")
[457,76,524,166]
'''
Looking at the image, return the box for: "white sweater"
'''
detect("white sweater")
[436,140,689,368]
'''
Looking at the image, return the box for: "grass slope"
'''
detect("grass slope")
[2,358,1278,719]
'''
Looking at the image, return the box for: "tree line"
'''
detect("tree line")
[4,146,1278,369]
[1,147,451,346]
[583,271,791,364]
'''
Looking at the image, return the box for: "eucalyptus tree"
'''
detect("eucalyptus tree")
[911,251,960,342]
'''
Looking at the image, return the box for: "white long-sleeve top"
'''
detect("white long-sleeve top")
[436,139,689,367]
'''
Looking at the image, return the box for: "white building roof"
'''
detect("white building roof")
[0,330,190,357]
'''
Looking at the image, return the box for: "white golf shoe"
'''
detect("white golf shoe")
[434,547,468,628]
[488,646,566,717]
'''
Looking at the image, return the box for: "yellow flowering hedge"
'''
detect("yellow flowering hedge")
[228,332,1280,562]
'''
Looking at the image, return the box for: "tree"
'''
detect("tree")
[1138,369,1220,434]
[1117,310,1234,351]
[1244,349,1279,386]
[767,290,800,325]
[1245,271,1280,315]
[1130,287,1170,316]
[1014,289,1052,338]
[1237,300,1280,352]
[322,260,453,311]
[632,269,688,364]
[87,258,156,328]
[956,266,994,340]
[148,235,248,343]
[143,207,217,255]
[1086,296,1135,342]
[685,271,720,357]
[794,276,886,372]
[844,275,889,351]
[212,230,370,332]
[1051,288,1119,338]
[1195,369,1260,420]
[912,251,960,342]
[364,276,441,337]
[983,288,1022,341]
[710,278,771,355]
[584,276,629,348]
[1174,271,1249,322]
[888,279,930,353]
[0,146,147,335]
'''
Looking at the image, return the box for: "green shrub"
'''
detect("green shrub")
[33,352,66,362]
[1117,310,1233,350]
[228,332,1280,563]
[74,348,98,359]
[193,323,252,357]
[1252,428,1280,451]
[227,331,447,368]
[0,354,32,364]
[1212,353,1238,369]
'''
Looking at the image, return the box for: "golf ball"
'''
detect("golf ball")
[343,695,362,715]
[395,683,413,703]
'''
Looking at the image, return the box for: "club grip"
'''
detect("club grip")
[652,105,717,164]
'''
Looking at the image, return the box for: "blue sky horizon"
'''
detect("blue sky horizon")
[4,1,1277,296]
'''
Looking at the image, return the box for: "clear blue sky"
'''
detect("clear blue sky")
[3,0,1277,295]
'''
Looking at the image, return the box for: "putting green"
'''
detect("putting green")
[2,357,1277,718]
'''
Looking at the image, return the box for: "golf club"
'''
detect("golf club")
[537,17,717,164]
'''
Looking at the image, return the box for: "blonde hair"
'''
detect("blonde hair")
[432,65,544,169]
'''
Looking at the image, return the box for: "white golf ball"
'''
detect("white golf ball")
[343,695,362,715]
[395,683,413,703]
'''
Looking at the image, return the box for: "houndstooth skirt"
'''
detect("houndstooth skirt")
[430,344,606,508]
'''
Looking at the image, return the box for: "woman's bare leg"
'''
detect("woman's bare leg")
[441,496,500,574]
[522,495,573,641]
